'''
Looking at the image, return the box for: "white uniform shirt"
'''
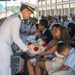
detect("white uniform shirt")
[64,48,75,70]
[0,12,28,56]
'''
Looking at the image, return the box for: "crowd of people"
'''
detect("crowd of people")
[14,14,75,75]
[0,2,75,75]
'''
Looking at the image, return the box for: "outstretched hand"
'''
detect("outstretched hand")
[35,53,43,57]
[26,50,35,57]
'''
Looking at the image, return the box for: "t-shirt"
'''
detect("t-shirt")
[64,48,75,70]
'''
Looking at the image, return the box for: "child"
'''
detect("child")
[51,42,75,75]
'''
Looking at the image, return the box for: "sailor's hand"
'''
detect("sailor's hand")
[26,50,35,57]
[26,50,30,54]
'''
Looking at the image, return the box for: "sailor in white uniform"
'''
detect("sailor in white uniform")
[0,2,36,75]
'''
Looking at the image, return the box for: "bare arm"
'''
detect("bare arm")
[45,38,57,51]
[51,65,69,74]
[38,44,57,56]
[37,38,57,56]
[55,65,70,72]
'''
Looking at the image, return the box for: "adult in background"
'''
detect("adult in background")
[22,17,38,43]
[62,15,70,27]
[0,2,36,75]
[49,15,58,31]
[68,22,75,48]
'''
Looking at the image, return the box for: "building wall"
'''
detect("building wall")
[38,0,75,17]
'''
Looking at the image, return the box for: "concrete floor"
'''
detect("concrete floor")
[11,52,20,75]
[11,52,48,75]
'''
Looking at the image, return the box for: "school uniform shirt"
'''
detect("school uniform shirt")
[64,48,75,70]
[0,12,28,57]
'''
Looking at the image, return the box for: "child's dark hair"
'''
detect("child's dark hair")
[39,19,48,28]
[57,42,69,53]
[68,22,75,38]
[36,24,39,29]
[52,24,62,29]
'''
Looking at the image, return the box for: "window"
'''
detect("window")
[47,7,50,10]
[39,8,42,10]
[63,4,69,8]
[43,7,46,10]
[42,1,45,5]
[57,5,62,9]
[57,0,62,2]
[52,6,55,9]
[70,3,75,8]
[39,2,41,5]
[52,0,56,3]
[63,0,69,1]
[47,0,50,4]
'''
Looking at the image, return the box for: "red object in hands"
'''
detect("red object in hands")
[34,46,39,51]
[28,42,32,46]
[43,42,48,47]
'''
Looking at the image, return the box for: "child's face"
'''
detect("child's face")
[51,27,61,39]
[38,23,44,32]
[59,49,68,57]
[51,27,56,37]
[35,28,39,33]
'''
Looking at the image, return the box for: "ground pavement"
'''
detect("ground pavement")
[11,51,48,75]
[11,52,20,75]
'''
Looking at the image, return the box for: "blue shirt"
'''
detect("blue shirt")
[64,48,75,70]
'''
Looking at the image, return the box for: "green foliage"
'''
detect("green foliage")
[4,6,20,12]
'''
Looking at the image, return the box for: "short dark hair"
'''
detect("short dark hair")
[36,24,39,29]
[52,24,61,29]
[57,42,69,53]
[20,4,28,11]
[39,19,48,28]
[68,22,75,29]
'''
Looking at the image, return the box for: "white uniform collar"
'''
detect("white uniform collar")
[18,12,23,20]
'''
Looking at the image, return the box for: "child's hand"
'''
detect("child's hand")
[36,53,43,57]
[26,50,35,57]
[28,53,35,57]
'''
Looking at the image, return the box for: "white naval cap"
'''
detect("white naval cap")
[20,2,36,13]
